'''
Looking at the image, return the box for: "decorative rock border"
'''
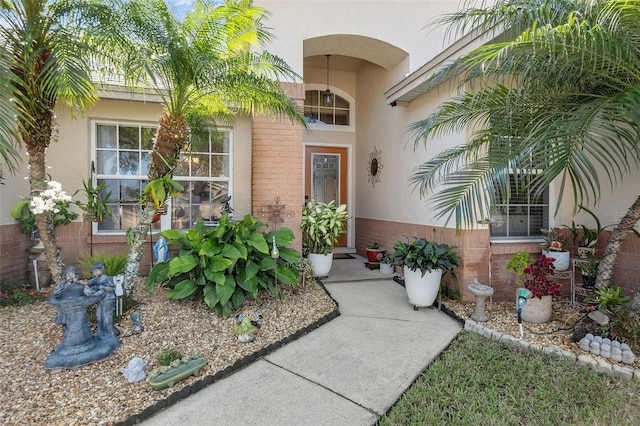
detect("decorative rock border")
[115,284,341,426]
[456,313,640,382]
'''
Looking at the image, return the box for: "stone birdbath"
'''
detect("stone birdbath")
[45,284,119,369]
[468,280,494,322]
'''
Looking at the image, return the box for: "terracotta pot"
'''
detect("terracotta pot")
[521,294,552,323]
[366,248,386,262]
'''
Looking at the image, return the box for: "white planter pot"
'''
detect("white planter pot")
[403,266,443,308]
[542,249,570,271]
[521,294,553,324]
[577,247,596,259]
[380,263,394,274]
[308,252,333,277]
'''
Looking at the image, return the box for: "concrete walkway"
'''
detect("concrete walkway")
[140,254,463,426]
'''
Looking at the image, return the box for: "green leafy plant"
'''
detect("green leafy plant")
[74,179,113,222]
[578,253,599,277]
[146,214,300,317]
[301,201,350,255]
[587,285,630,311]
[156,348,184,366]
[143,175,184,209]
[77,252,127,277]
[564,205,615,248]
[506,251,533,287]
[392,237,462,276]
[367,242,382,250]
[381,253,394,264]
[0,281,47,307]
[540,228,567,252]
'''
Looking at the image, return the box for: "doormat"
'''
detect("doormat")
[333,253,355,260]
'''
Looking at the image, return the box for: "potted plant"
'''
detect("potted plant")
[540,228,570,271]
[301,200,350,277]
[380,253,394,275]
[564,206,614,258]
[578,253,599,289]
[74,179,113,222]
[366,242,386,262]
[520,254,562,323]
[506,251,533,287]
[392,236,462,309]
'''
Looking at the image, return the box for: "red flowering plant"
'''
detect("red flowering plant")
[0,281,47,307]
[523,255,562,299]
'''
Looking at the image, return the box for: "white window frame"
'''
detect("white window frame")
[489,171,550,240]
[91,120,233,234]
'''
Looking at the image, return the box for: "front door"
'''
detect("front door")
[304,145,349,248]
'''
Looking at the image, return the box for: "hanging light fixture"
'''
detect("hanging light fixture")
[322,54,333,107]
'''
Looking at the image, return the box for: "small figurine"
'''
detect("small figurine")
[153,236,169,263]
[120,357,148,383]
[85,261,116,337]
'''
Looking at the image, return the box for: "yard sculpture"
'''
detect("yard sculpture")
[45,265,119,369]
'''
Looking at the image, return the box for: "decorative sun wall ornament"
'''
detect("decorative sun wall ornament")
[367,146,383,188]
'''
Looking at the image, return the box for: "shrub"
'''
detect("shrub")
[146,214,300,317]
[0,281,47,307]
[77,252,127,277]
[157,349,183,366]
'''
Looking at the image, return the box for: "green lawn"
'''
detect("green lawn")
[380,331,640,425]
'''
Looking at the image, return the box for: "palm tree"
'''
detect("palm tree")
[0,51,20,176]
[0,0,126,282]
[119,0,305,290]
[408,0,640,288]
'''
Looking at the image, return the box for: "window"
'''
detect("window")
[490,174,549,238]
[304,90,350,126]
[171,129,232,230]
[93,122,232,233]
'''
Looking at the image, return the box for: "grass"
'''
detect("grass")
[380,331,640,425]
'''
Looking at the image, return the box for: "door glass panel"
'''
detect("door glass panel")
[312,154,339,203]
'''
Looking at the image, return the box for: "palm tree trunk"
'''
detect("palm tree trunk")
[124,111,187,290]
[596,194,640,288]
[122,200,156,292]
[24,122,63,283]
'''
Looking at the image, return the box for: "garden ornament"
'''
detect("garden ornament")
[130,310,143,333]
[236,310,262,329]
[120,356,148,383]
[153,236,169,263]
[113,274,124,317]
[516,288,532,338]
[45,266,119,369]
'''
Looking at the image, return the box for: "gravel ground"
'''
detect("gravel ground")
[445,297,640,370]
[0,279,337,426]
[2,280,637,426]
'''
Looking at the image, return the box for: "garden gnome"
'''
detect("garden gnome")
[85,261,117,337]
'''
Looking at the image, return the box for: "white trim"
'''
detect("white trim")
[303,142,354,249]
[384,26,499,105]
